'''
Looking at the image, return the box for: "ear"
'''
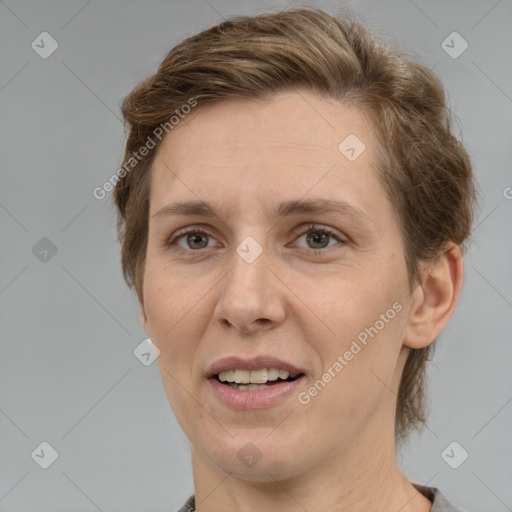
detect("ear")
[140,302,149,334]
[403,243,464,349]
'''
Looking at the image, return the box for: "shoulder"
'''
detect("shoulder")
[413,483,466,512]
[175,494,195,512]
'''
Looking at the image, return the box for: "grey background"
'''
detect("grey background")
[1,0,511,510]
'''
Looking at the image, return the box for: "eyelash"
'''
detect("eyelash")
[165,223,347,256]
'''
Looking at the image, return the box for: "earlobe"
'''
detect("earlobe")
[140,302,149,333]
[403,243,464,349]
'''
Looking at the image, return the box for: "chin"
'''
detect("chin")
[216,457,302,483]
[201,437,310,482]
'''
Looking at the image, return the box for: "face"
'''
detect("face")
[141,90,416,481]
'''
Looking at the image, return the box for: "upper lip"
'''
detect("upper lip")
[206,356,305,379]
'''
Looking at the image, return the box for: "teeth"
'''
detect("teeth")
[267,368,280,381]
[250,368,267,383]
[224,383,270,390]
[233,369,251,383]
[218,368,293,384]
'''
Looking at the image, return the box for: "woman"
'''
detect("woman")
[114,7,477,511]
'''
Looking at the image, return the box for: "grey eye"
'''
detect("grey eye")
[177,232,212,250]
[305,232,330,249]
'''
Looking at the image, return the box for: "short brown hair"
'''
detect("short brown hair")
[113,7,477,444]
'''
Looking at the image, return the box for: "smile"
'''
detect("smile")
[217,367,301,389]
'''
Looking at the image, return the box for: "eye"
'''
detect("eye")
[167,227,219,251]
[165,223,346,255]
[292,223,346,251]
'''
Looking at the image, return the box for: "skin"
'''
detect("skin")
[140,90,464,512]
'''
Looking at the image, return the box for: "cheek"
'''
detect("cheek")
[142,263,201,379]
[313,265,406,345]
[309,272,407,405]
[143,256,199,334]
[144,266,206,425]
[311,312,405,437]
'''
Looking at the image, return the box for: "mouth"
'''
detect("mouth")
[213,368,305,391]
[205,356,306,408]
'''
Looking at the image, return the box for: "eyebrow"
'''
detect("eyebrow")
[152,199,374,229]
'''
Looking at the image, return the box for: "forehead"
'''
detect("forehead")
[148,90,387,220]
[157,91,372,159]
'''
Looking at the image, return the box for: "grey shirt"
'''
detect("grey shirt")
[176,484,464,511]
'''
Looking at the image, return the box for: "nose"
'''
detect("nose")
[213,244,286,334]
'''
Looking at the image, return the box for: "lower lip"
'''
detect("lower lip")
[208,376,306,409]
